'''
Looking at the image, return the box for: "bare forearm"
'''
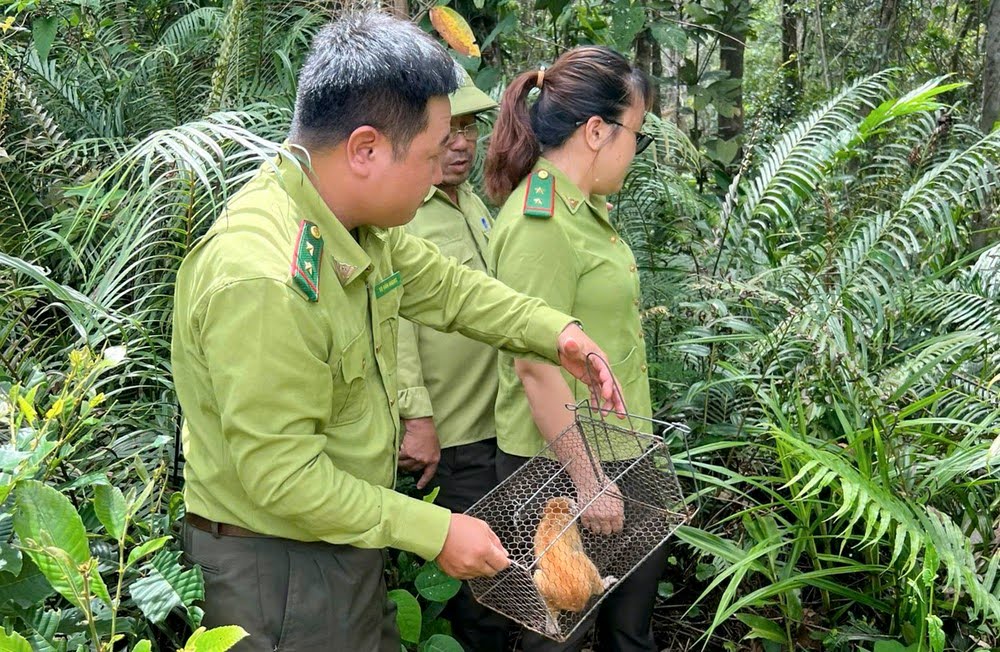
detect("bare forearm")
[515,360,596,481]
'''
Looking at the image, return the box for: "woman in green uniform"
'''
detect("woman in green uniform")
[484,46,661,652]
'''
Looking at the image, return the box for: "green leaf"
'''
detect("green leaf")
[651,24,687,51]
[168,491,187,525]
[422,616,452,639]
[685,2,710,22]
[695,562,717,581]
[130,550,205,625]
[610,3,646,51]
[0,556,56,607]
[0,541,22,576]
[422,486,441,504]
[419,634,464,652]
[183,625,248,652]
[60,472,110,491]
[926,615,945,652]
[13,480,110,608]
[94,484,127,540]
[657,581,674,599]
[0,446,31,472]
[0,628,33,652]
[534,0,573,19]
[32,16,57,61]
[127,536,172,567]
[735,613,788,644]
[387,588,422,643]
[415,563,461,602]
[132,641,152,652]
[707,138,741,165]
[480,14,515,51]
[873,642,919,652]
[22,607,62,652]
[0,512,12,541]
[475,66,501,92]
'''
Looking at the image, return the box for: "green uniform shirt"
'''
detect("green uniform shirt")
[488,158,653,459]
[397,183,499,448]
[171,153,574,561]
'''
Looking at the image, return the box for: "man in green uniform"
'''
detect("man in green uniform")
[171,13,622,652]
[396,72,513,652]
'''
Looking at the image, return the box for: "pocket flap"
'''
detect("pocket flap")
[340,332,368,382]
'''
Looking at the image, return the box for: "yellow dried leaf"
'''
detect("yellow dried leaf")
[0,17,15,34]
[429,6,481,58]
[16,396,36,425]
[45,397,65,420]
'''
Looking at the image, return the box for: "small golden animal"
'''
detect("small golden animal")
[533,497,616,633]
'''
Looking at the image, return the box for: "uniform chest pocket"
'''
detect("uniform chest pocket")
[332,333,371,424]
[439,241,476,266]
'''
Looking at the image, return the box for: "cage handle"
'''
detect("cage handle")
[582,351,639,434]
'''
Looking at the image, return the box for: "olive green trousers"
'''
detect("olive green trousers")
[183,522,399,652]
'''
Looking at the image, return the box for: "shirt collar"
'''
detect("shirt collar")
[422,181,474,210]
[533,157,610,223]
[273,146,375,286]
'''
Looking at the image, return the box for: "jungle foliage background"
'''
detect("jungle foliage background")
[1,0,999,650]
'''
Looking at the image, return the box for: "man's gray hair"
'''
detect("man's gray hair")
[290,12,462,153]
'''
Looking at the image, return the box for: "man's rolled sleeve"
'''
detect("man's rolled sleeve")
[396,317,434,419]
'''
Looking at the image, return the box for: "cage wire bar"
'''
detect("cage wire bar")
[466,399,695,641]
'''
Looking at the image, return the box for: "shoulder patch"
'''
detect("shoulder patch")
[522,170,555,219]
[290,220,323,302]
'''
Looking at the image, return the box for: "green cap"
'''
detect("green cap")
[450,69,497,117]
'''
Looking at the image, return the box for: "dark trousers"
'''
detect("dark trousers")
[183,523,399,652]
[496,450,666,652]
[428,438,513,652]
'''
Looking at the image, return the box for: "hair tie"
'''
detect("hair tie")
[536,67,545,88]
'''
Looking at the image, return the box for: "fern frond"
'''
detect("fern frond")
[721,72,893,264]
[23,51,107,138]
[894,129,1000,249]
[777,432,1000,624]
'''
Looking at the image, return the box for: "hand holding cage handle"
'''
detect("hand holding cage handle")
[555,352,637,536]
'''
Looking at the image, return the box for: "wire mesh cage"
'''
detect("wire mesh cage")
[466,401,694,642]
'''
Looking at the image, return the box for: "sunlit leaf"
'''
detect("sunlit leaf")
[429,7,480,58]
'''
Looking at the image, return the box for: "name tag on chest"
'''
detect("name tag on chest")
[374,271,402,298]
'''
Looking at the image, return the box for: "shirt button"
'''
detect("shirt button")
[389,398,395,407]
[629,264,637,273]
[610,236,618,244]
[638,331,644,340]
[640,364,647,373]
[633,298,640,307]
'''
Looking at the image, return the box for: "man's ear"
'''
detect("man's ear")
[345,125,382,177]
[583,115,609,152]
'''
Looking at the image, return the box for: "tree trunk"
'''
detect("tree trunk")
[983,0,1000,132]
[719,0,749,142]
[635,28,663,117]
[780,0,802,108]
[386,0,408,19]
[872,0,901,73]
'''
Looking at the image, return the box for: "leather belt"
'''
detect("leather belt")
[185,513,267,538]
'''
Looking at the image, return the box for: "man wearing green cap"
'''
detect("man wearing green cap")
[396,72,512,652]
